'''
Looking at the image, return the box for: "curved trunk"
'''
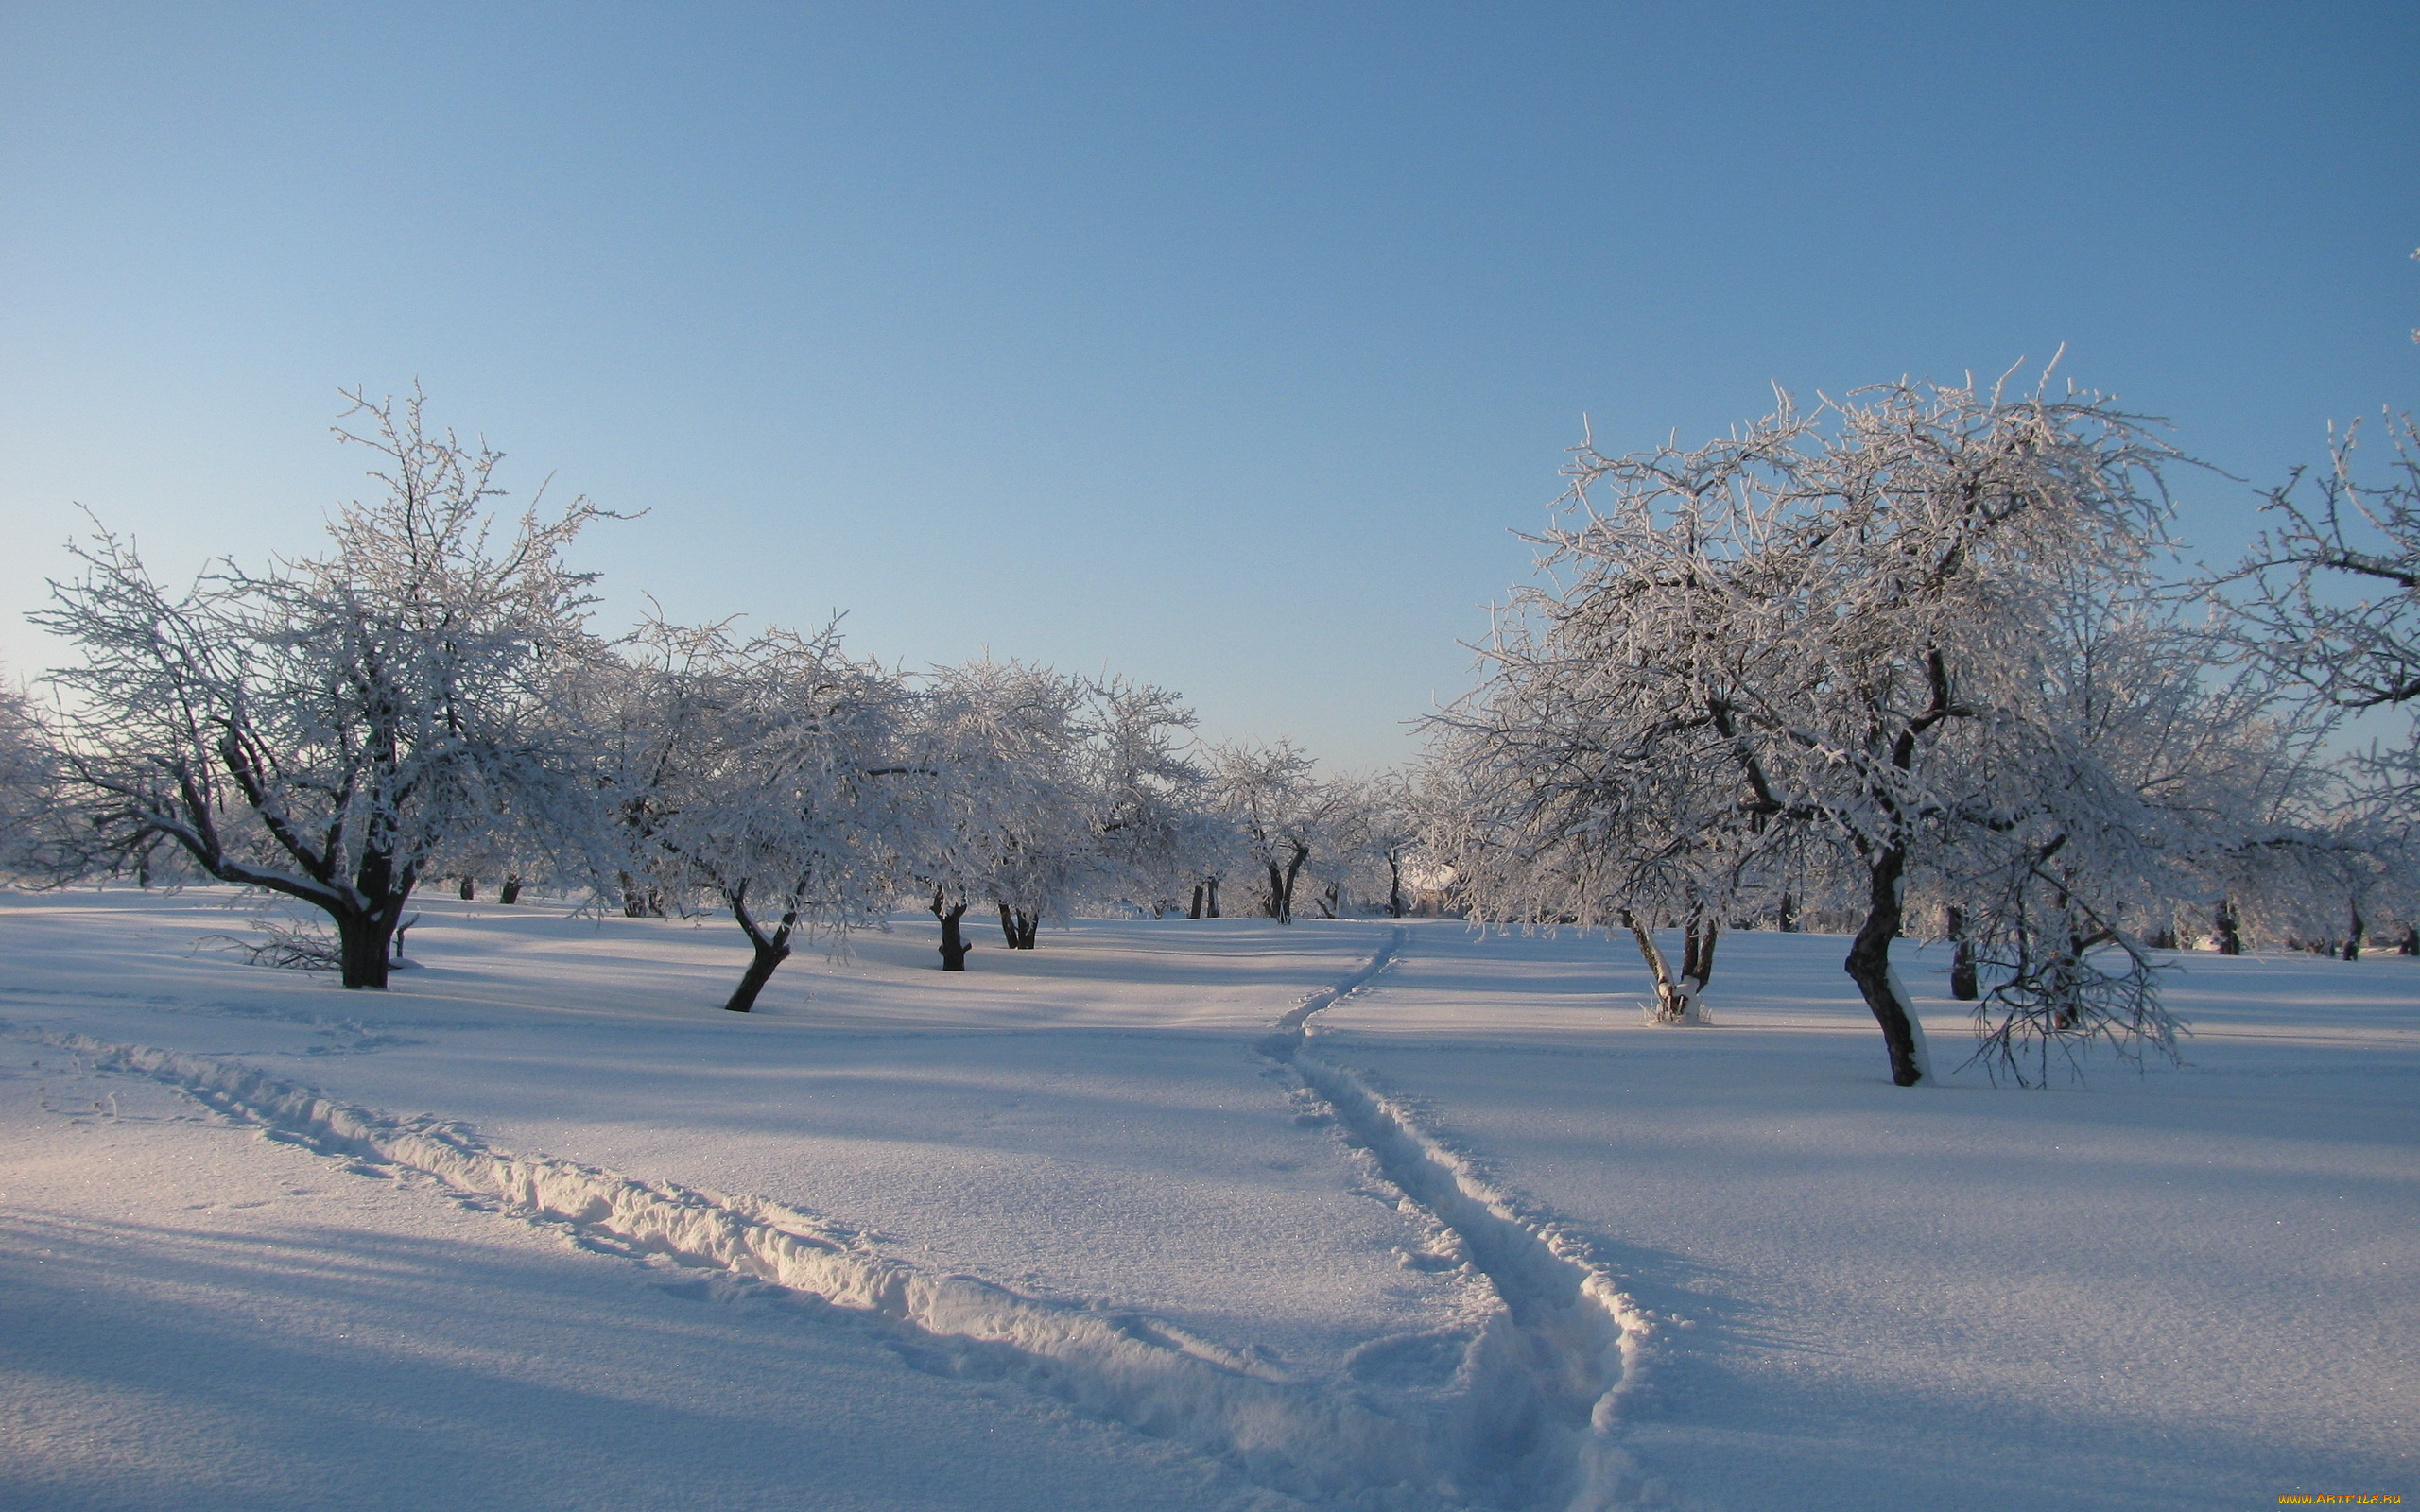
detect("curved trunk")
[722,940,790,1012]
[1843,847,1933,1086]
[721,891,798,1012]
[499,876,522,905]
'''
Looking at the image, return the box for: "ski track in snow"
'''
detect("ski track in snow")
[33,929,1660,1512]
[1262,928,1658,1512]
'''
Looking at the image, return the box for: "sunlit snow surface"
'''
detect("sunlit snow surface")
[3,890,2413,1509]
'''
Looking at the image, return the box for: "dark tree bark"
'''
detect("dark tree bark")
[2343,902,2366,962]
[2401,923,2418,956]
[1683,918,1720,988]
[1386,854,1407,919]
[1189,884,1204,919]
[336,907,402,989]
[933,890,972,971]
[721,888,797,1013]
[458,876,475,902]
[1263,843,1311,923]
[499,876,522,905]
[995,903,1038,949]
[2215,897,2244,955]
[1842,846,1927,1087]
[1776,892,1797,933]
[1205,877,1220,918]
[1946,905,1979,1001]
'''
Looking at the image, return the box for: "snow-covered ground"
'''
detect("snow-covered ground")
[3,889,2413,1510]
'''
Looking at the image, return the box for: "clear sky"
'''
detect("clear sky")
[3,2,2414,769]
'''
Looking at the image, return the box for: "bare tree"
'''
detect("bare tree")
[34,389,610,987]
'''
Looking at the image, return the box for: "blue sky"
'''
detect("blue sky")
[3,2,2413,767]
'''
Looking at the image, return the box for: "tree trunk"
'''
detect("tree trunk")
[1842,848,1933,1087]
[458,876,475,902]
[2344,902,2366,962]
[2214,897,2243,955]
[499,875,522,905]
[1622,911,1700,1022]
[1683,919,1720,991]
[2401,923,2418,956]
[722,939,790,1012]
[1776,891,1797,933]
[1946,906,1979,1001]
[1189,884,1204,919]
[933,892,972,971]
[1205,878,1219,918]
[1269,843,1309,924]
[721,893,797,1012]
[1387,855,1407,919]
[998,902,1020,947]
[335,909,398,990]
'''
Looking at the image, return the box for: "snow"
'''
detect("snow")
[4,889,2415,1509]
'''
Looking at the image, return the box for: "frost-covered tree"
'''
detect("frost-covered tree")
[2227,413,2420,716]
[614,619,914,1012]
[0,673,58,878]
[1209,739,1336,923]
[1438,376,2216,1084]
[1291,774,1419,920]
[910,659,1095,966]
[1085,676,1212,916]
[34,389,610,987]
[2222,412,2420,812]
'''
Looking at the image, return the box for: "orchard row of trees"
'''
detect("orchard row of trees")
[0,392,1416,1011]
[4,379,2416,1085]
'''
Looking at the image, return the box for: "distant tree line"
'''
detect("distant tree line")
[0,390,1418,1013]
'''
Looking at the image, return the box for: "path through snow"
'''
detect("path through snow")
[18,918,1662,1511]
